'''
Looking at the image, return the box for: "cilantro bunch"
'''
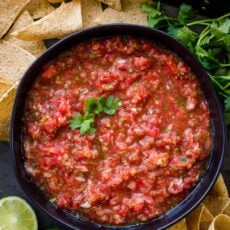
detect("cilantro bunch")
[141,2,230,124]
[70,96,120,135]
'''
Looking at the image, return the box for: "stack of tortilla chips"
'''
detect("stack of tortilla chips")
[0,1,229,229]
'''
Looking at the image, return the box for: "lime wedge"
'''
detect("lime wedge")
[0,196,38,230]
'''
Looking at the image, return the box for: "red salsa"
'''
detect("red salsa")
[23,36,212,225]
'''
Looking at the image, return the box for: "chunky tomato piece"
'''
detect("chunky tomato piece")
[41,65,57,80]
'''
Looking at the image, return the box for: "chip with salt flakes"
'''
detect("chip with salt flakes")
[4,10,46,57]
[0,0,30,38]
[11,0,82,41]
[81,0,103,28]
[0,40,35,83]
[98,0,122,11]
[0,83,17,141]
[95,0,148,25]
[26,0,54,19]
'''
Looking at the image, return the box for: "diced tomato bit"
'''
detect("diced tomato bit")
[41,65,57,80]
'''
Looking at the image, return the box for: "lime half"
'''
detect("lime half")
[0,196,38,230]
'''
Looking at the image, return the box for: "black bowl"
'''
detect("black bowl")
[11,24,226,230]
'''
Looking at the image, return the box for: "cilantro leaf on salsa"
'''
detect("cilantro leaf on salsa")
[70,96,120,135]
[85,97,104,114]
[70,113,84,129]
[104,96,120,115]
[70,113,95,135]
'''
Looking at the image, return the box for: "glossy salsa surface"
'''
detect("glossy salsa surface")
[23,36,212,225]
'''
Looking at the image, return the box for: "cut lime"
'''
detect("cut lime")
[0,196,38,230]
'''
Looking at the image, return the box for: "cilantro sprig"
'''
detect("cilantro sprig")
[70,96,120,135]
[70,112,95,135]
[141,2,230,124]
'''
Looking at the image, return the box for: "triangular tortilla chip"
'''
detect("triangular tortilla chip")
[98,0,122,11]
[0,75,12,97]
[208,214,230,230]
[209,174,229,198]
[186,204,213,230]
[95,0,148,25]
[26,0,54,19]
[4,11,46,56]
[203,196,230,217]
[11,0,82,41]
[0,0,30,38]
[81,0,102,27]
[168,218,187,230]
[0,40,35,83]
[0,83,17,141]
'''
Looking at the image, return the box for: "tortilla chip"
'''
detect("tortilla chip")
[98,0,122,10]
[222,202,230,216]
[0,83,17,141]
[0,0,30,38]
[47,0,64,3]
[208,214,230,230]
[4,11,46,56]
[81,0,103,27]
[209,174,229,198]
[186,204,213,230]
[0,40,35,83]
[11,0,82,41]
[95,0,148,25]
[0,75,12,97]
[203,196,230,217]
[26,0,54,19]
[168,218,187,230]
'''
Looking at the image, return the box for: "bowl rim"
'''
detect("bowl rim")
[10,24,227,230]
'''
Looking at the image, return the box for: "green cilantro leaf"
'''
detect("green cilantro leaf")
[167,25,197,52]
[224,97,230,124]
[80,120,92,135]
[211,18,230,37]
[105,96,119,107]
[70,96,120,135]
[141,2,169,29]
[195,46,220,70]
[147,15,168,29]
[178,3,196,24]
[104,96,120,115]
[89,127,96,135]
[140,2,162,18]
[70,114,84,130]
[224,97,230,112]
[70,113,95,135]
[85,97,104,114]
